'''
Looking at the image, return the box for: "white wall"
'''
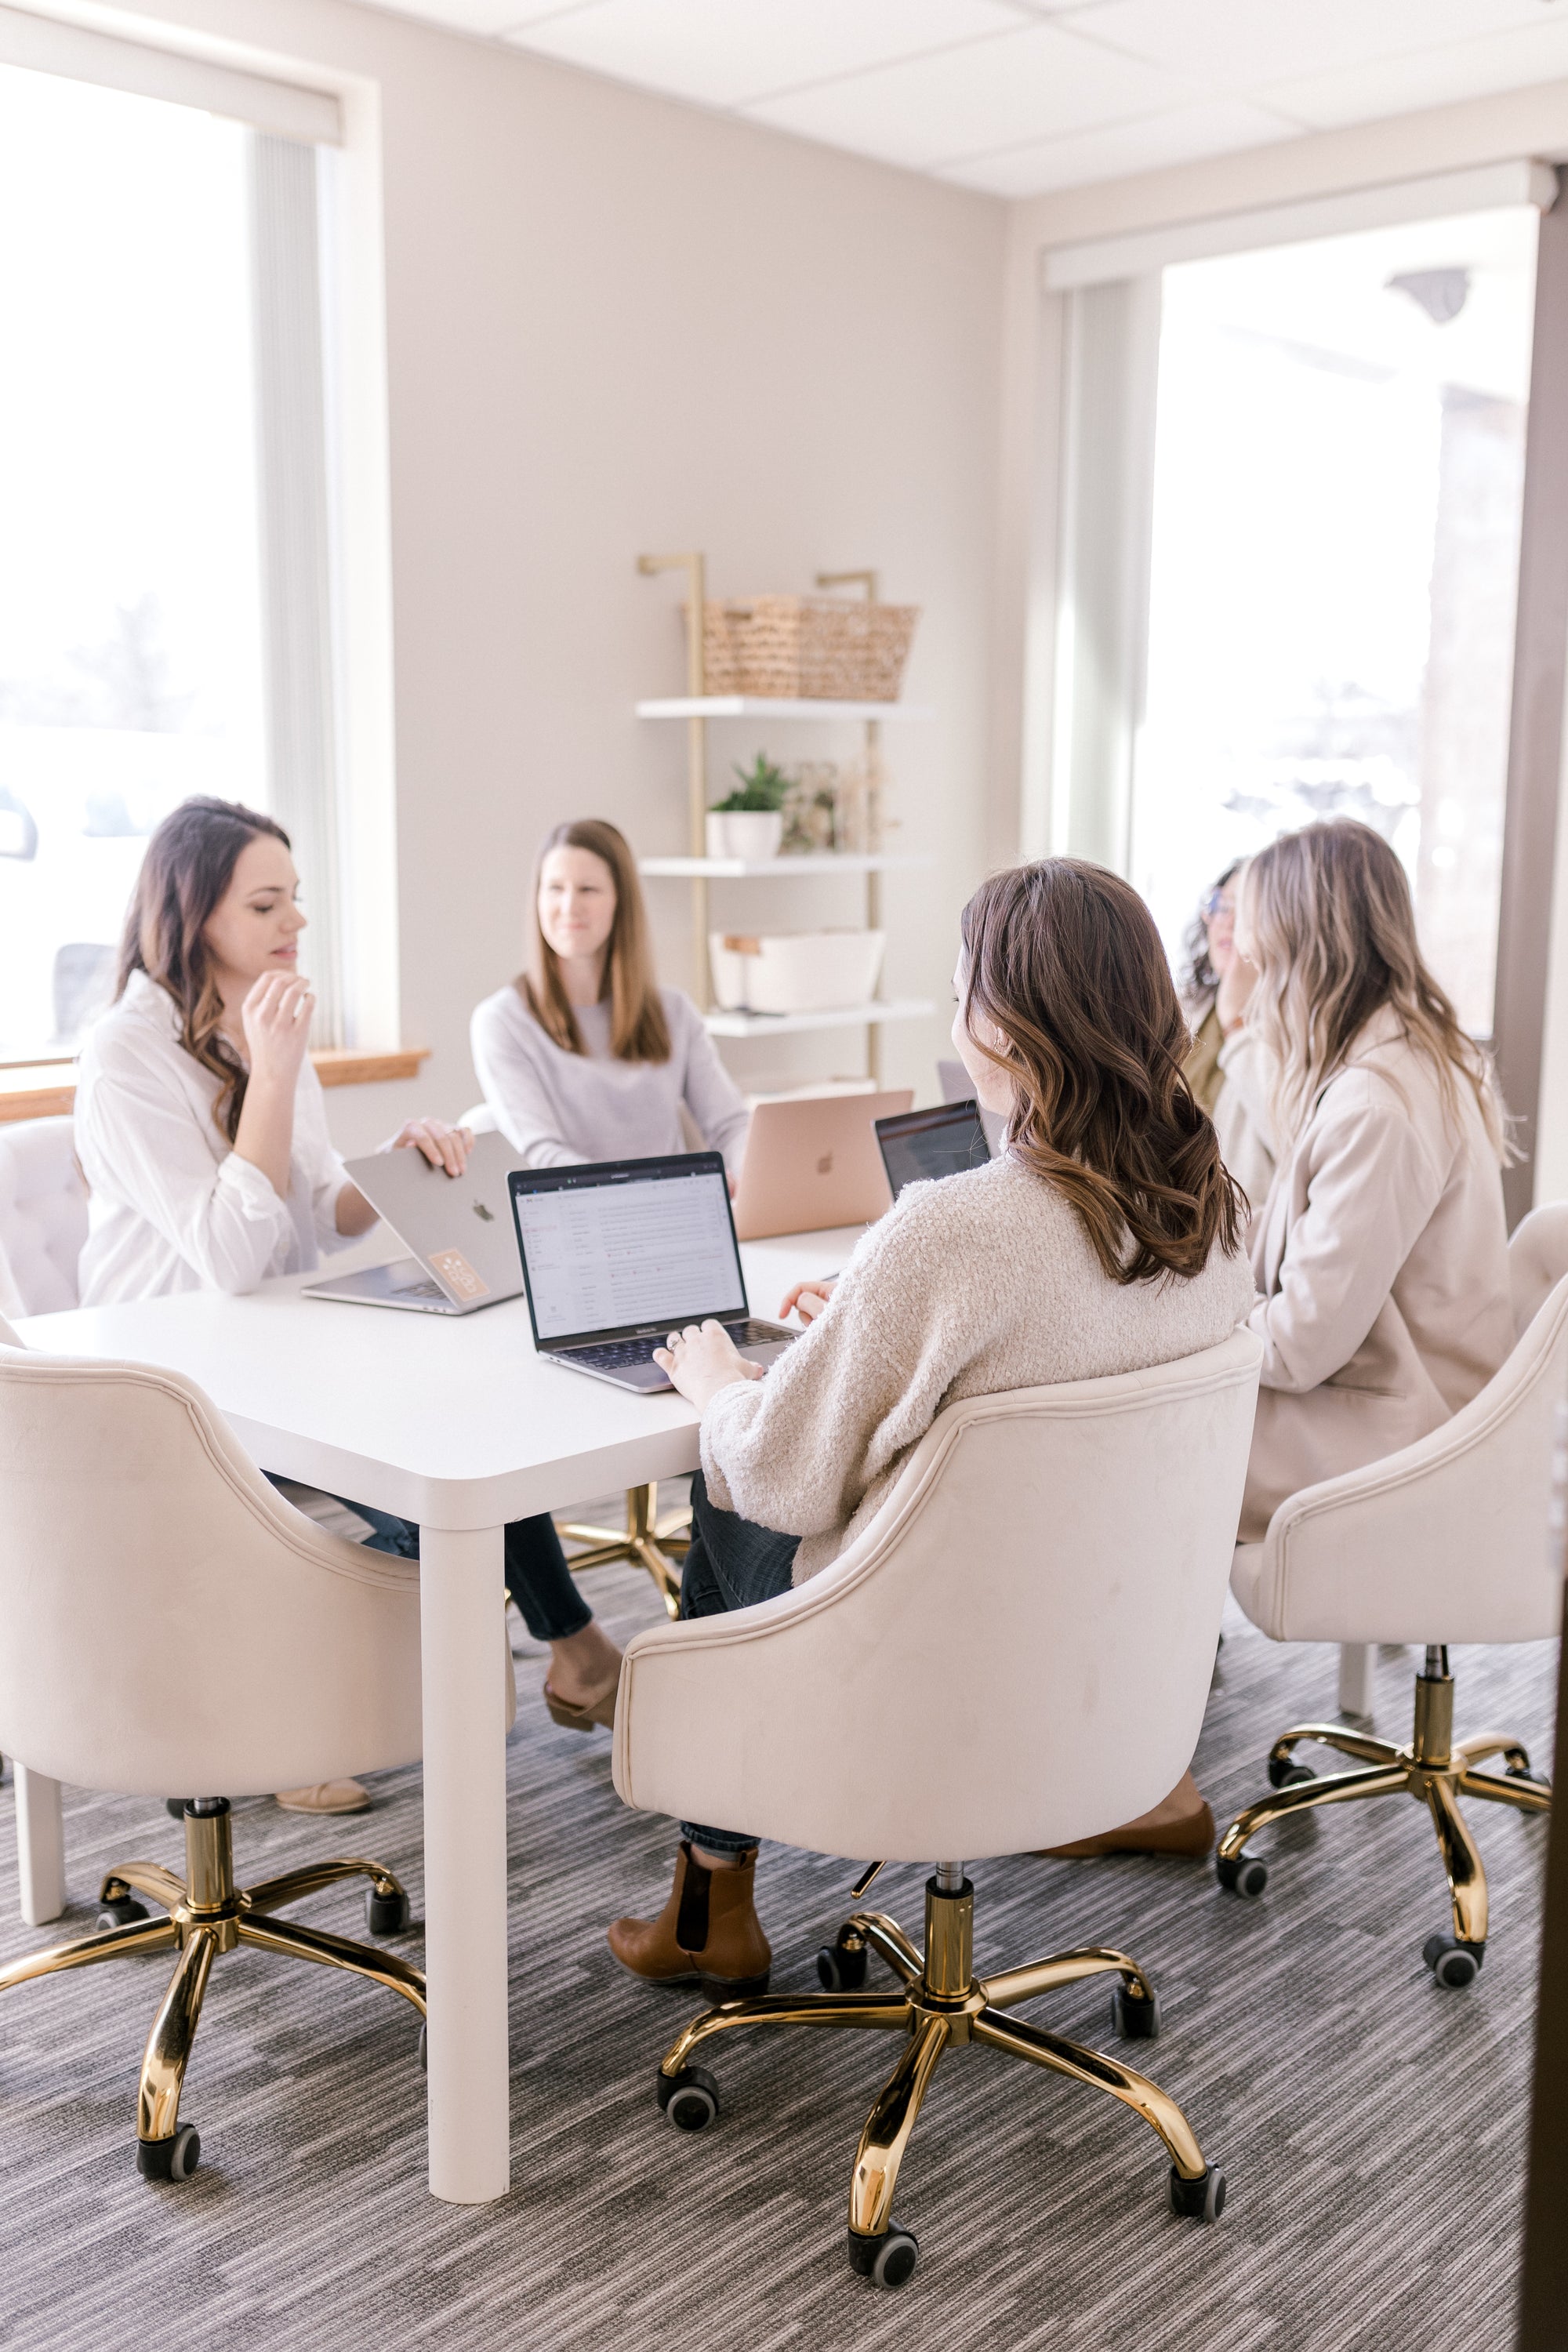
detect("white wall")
[74,0,1007,1154]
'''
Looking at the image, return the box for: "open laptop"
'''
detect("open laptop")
[303,1128,527,1314]
[731,1088,913,1241]
[875,1099,993,1201]
[509,1150,797,1392]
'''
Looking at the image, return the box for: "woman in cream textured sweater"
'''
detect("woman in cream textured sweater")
[608,858,1254,1998]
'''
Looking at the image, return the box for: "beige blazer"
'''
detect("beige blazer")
[1240,1006,1512,1540]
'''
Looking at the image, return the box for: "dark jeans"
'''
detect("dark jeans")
[678,1468,800,1858]
[270,1479,590,1643]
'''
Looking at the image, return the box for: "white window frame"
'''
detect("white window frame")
[0,2,400,1055]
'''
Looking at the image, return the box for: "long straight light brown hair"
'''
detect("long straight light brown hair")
[1243,821,1507,1159]
[519,818,671,1063]
[117,796,292,1143]
[960,859,1243,1284]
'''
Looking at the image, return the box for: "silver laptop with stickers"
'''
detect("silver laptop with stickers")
[303,1128,526,1315]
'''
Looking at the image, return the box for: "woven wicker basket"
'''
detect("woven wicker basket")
[699,595,919,701]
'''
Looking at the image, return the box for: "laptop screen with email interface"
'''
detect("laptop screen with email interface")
[510,1154,748,1345]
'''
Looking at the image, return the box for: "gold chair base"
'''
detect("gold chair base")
[1217,1650,1551,1976]
[0,1798,425,2180]
[655,1870,1222,2283]
[557,1481,689,1618]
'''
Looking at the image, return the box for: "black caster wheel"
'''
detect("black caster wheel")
[136,2124,201,2183]
[816,1927,869,1992]
[848,2223,920,2288]
[1423,1933,1484,1989]
[656,2065,720,2132]
[417,2024,427,2071]
[96,1896,150,1933]
[1267,1754,1316,1791]
[366,1886,411,1936]
[1170,2163,1225,2223]
[1216,1851,1269,1898]
[165,1799,191,1822]
[1110,1984,1161,2039]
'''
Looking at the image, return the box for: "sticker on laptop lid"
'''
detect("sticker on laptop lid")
[428,1248,489,1301]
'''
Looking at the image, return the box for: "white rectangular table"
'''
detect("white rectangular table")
[12,1224,858,2204]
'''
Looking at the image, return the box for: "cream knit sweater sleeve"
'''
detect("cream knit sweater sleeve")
[700,1174,1011,1544]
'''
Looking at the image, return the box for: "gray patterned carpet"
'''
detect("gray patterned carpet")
[0,1502,1552,2352]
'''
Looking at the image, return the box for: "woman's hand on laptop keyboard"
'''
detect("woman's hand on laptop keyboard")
[653,1320,766,1410]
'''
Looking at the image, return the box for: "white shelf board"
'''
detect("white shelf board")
[703,997,934,1040]
[640,853,933,879]
[636,696,932,722]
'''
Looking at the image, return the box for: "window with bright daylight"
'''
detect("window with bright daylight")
[0,58,340,1063]
[1131,206,1538,1038]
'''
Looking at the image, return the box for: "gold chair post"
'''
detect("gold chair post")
[555,1482,688,1617]
[1217,1647,1552,1980]
[0,1794,423,2183]
[656,1860,1221,2282]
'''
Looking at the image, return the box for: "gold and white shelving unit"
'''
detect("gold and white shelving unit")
[635,554,934,1085]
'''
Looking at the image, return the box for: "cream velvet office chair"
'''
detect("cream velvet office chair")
[612,1332,1263,2288]
[0,1115,87,1316]
[1216,1203,1566,1989]
[0,1328,453,2183]
[460,1098,691,1613]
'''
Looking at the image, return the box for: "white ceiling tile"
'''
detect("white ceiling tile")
[499,1,607,24]
[1270,17,1568,129]
[356,0,581,31]
[942,96,1300,197]
[502,0,1025,110]
[741,20,1196,172]
[1069,0,1559,92]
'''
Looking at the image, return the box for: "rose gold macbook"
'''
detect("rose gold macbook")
[731,1090,914,1241]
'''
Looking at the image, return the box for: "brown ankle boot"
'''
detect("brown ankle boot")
[607,1842,771,1998]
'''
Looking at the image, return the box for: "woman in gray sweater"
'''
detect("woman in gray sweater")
[608,858,1254,1998]
[470,817,749,1174]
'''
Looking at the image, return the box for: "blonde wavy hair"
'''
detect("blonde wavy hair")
[1241,821,1507,1160]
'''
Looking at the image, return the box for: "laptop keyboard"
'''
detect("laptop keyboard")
[565,1320,785,1371]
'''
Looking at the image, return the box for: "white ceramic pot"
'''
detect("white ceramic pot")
[706,811,783,862]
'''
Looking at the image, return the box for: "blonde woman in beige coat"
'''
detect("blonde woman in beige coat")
[1062,819,1515,1866]
[1235,819,1513,1541]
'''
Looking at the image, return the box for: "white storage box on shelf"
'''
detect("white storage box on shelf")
[710,928,885,1016]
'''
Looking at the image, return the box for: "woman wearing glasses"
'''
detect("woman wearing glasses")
[1181,862,1275,1214]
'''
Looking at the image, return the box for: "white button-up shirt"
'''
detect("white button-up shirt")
[74,970,354,1305]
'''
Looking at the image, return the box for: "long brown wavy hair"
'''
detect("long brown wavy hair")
[959,859,1243,1284]
[116,797,292,1143]
[520,818,671,1062]
[1243,821,1507,1159]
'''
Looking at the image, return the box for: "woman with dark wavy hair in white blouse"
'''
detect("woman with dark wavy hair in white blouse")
[75,797,626,1808]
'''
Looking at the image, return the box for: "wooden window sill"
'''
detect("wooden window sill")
[0,1047,430,1124]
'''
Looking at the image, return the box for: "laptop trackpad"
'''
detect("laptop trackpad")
[738,1337,794,1368]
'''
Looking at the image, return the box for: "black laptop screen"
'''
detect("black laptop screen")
[509,1154,747,1345]
[875,1101,992,1200]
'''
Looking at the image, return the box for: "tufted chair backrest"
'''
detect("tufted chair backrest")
[0,1116,88,1316]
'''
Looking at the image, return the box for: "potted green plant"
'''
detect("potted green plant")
[707,753,789,861]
